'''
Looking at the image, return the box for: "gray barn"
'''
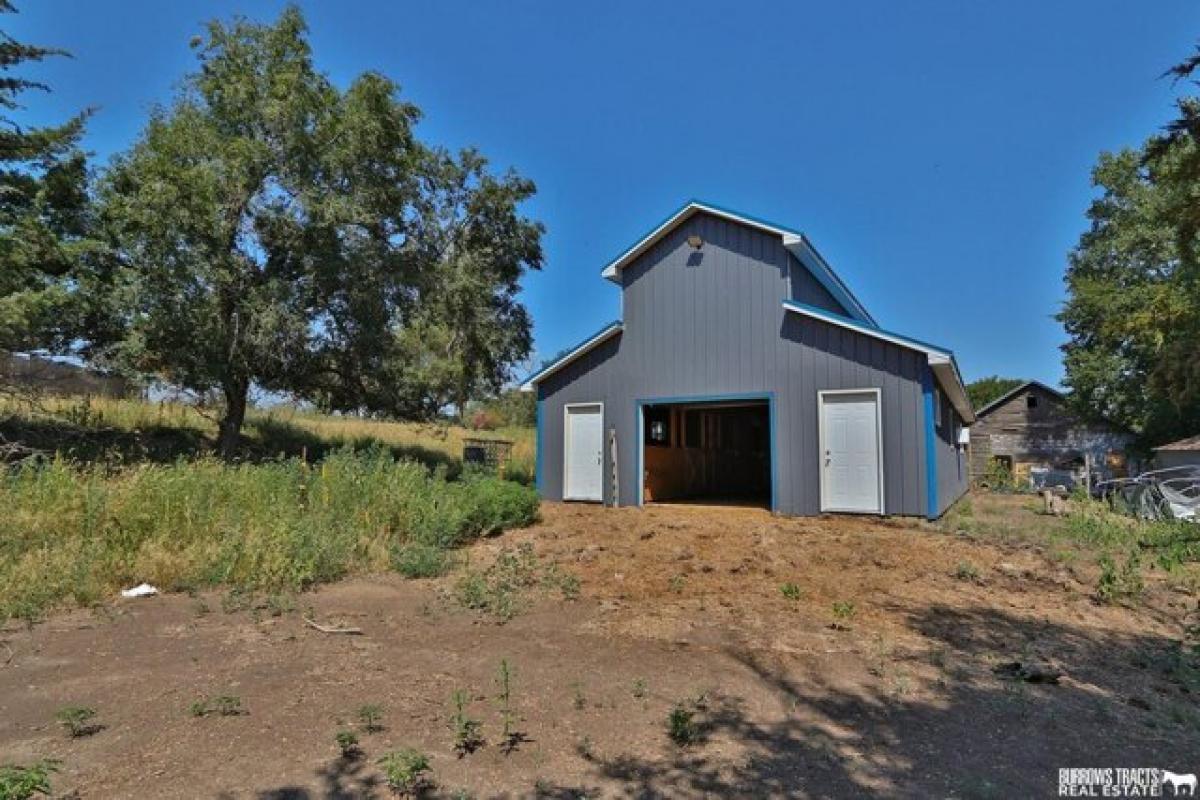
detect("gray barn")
[523,201,974,519]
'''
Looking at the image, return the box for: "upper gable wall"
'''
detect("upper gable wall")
[619,211,849,325]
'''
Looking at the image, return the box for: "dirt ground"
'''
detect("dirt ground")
[2,494,1198,799]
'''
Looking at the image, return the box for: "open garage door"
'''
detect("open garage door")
[640,399,771,508]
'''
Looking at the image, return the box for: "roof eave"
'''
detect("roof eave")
[519,322,624,391]
[782,300,975,423]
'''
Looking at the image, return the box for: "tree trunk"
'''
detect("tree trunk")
[217,379,249,459]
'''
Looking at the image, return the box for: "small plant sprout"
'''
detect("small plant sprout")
[830,600,857,630]
[779,582,802,601]
[450,690,484,757]
[954,561,981,582]
[495,659,523,753]
[190,695,244,718]
[667,703,699,746]
[668,574,686,594]
[377,748,431,796]
[576,735,595,761]
[357,703,385,733]
[55,706,99,738]
[632,678,647,700]
[335,729,361,759]
[0,759,60,800]
[571,680,586,710]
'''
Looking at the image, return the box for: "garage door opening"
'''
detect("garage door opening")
[641,399,771,508]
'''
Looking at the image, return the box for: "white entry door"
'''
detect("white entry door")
[564,403,604,502]
[820,390,883,514]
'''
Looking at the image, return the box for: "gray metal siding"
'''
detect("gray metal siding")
[933,380,969,515]
[539,210,935,517]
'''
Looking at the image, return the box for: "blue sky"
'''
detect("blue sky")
[12,1,1199,387]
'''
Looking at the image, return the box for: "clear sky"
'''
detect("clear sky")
[11,1,1199,387]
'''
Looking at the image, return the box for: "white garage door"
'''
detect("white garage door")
[820,390,883,514]
[564,403,604,502]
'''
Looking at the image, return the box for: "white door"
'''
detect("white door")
[821,391,883,513]
[564,404,604,501]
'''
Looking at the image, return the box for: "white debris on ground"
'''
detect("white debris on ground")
[120,583,159,598]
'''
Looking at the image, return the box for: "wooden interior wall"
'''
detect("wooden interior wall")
[642,405,769,502]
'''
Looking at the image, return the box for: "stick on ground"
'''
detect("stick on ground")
[302,616,363,635]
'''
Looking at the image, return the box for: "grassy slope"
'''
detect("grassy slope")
[0,395,536,479]
[0,396,540,622]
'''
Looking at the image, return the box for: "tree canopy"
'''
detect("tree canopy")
[1059,47,1200,445]
[96,6,542,454]
[966,376,1025,411]
[0,0,95,353]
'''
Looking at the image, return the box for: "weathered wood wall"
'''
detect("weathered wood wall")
[970,384,1131,480]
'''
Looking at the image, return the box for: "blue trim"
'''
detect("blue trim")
[633,392,778,513]
[922,366,939,520]
[521,321,622,387]
[782,300,955,357]
[535,398,544,494]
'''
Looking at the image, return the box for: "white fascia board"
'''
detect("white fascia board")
[519,323,623,391]
[781,234,877,327]
[601,202,793,282]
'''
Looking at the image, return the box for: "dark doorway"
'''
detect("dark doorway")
[642,400,771,507]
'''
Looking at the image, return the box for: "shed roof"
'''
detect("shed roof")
[974,380,1064,418]
[1155,434,1200,452]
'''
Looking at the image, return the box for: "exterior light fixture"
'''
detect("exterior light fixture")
[687,234,703,250]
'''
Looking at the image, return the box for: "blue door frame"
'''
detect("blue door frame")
[634,392,778,512]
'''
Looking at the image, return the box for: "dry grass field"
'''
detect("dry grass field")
[0,395,536,479]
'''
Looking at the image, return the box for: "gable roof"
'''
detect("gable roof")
[1155,434,1200,452]
[520,321,622,391]
[782,300,975,423]
[974,380,1064,418]
[599,200,878,327]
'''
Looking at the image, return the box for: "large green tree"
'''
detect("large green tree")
[1059,46,1200,444]
[98,7,541,453]
[966,375,1024,411]
[0,1,94,353]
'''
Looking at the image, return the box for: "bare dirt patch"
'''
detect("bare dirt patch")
[2,494,1196,798]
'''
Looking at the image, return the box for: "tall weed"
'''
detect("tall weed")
[0,449,539,621]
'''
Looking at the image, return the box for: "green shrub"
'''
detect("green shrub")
[392,543,453,579]
[954,562,981,582]
[454,543,564,621]
[335,729,360,759]
[0,450,539,622]
[667,704,699,746]
[1097,552,1144,605]
[54,706,98,738]
[779,582,802,601]
[0,760,58,800]
[378,748,431,794]
[357,703,384,733]
[190,695,243,717]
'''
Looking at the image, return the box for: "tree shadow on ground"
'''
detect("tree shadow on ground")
[0,413,461,475]
[535,603,1198,799]
[215,755,382,800]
